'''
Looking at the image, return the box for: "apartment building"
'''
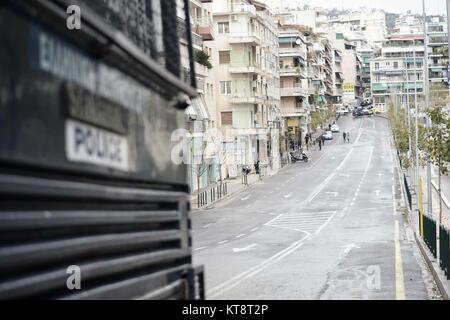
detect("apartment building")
[370,34,424,112]
[179,0,219,192]
[427,17,448,84]
[273,6,329,35]
[357,47,374,99]
[332,49,344,103]
[211,0,281,178]
[278,24,310,150]
[328,8,387,48]
[331,32,363,105]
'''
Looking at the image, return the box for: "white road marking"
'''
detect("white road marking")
[218,240,229,245]
[342,243,361,255]
[241,195,251,201]
[208,236,309,299]
[265,211,337,235]
[203,223,212,229]
[284,192,293,199]
[236,234,246,238]
[195,246,208,251]
[325,192,339,197]
[232,244,257,253]
[251,227,259,232]
[374,190,381,197]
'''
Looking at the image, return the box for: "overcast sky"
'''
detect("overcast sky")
[266,0,447,15]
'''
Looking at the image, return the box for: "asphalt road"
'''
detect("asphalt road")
[192,115,440,300]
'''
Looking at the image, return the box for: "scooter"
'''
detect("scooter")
[290,151,309,163]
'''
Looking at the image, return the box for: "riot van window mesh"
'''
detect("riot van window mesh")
[72,0,192,81]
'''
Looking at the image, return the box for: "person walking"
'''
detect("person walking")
[318,138,322,151]
[305,134,310,150]
[347,132,350,143]
[343,132,347,143]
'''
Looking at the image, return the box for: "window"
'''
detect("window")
[375,62,379,70]
[221,112,232,126]
[218,22,229,34]
[394,62,398,69]
[219,51,231,64]
[220,81,232,95]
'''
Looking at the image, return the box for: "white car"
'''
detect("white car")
[337,108,347,116]
[331,124,340,133]
[323,131,333,140]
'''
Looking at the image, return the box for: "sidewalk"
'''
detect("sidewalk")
[189,172,266,211]
[416,167,450,230]
[189,131,337,211]
[401,166,450,299]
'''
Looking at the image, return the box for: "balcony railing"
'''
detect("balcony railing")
[280,86,309,97]
[280,66,305,77]
[194,17,214,41]
[231,92,264,105]
[229,64,262,74]
[279,47,307,59]
[229,32,261,45]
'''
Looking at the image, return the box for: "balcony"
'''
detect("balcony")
[229,33,261,46]
[279,47,307,60]
[194,17,214,41]
[280,85,309,97]
[229,64,262,74]
[282,107,308,118]
[231,93,263,105]
[280,66,306,78]
[213,2,256,16]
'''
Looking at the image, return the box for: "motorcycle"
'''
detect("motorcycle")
[290,150,309,163]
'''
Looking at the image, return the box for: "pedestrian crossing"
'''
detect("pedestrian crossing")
[264,211,337,235]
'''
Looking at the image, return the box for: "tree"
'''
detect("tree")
[195,50,212,69]
[423,107,450,239]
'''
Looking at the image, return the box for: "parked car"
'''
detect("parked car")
[337,107,348,116]
[362,108,373,116]
[323,130,333,140]
[331,124,340,133]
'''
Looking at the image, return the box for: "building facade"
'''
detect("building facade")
[212,0,281,178]
[370,34,424,112]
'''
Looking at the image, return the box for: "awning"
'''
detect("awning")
[372,83,388,91]
[186,94,210,120]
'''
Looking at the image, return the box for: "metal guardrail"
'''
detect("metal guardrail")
[422,213,437,258]
[197,183,228,208]
[404,174,412,210]
[440,226,450,280]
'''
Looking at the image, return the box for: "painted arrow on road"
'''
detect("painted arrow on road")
[342,243,361,255]
[284,192,293,199]
[232,244,258,253]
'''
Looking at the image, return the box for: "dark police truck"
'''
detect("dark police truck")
[0,0,204,299]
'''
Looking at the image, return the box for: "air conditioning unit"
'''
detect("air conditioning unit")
[230,15,238,22]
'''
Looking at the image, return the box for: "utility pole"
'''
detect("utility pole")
[413,39,419,192]
[422,0,432,220]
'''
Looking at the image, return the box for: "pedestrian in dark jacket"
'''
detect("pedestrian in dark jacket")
[318,138,322,151]
[343,132,347,143]
[347,132,350,143]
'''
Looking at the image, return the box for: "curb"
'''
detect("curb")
[191,164,293,212]
[414,231,450,300]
